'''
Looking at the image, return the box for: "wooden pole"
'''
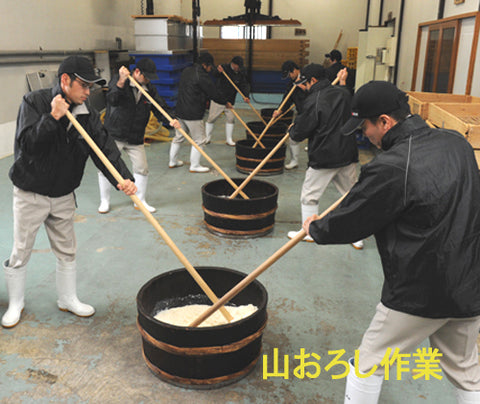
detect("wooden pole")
[271,104,294,125]
[229,107,265,149]
[222,70,267,125]
[128,75,250,200]
[65,110,233,322]
[253,84,297,148]
[189,192,349,327]
[229,132,290,199]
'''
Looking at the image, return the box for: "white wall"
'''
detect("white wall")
[444,0,479,17]
[396,0,439,91]
[0,0,139,157]
[1,0,478,158]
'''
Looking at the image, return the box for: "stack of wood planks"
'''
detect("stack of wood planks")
[202,38,309,71]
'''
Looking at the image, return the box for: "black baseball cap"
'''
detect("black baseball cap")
[136,58,159,81]
[198,52,214,66]
[231,56,244,67]
[296,63,325,84]
[281,60,299,79]
[58,55,106,85]
[342,81,410,135]
[325,50,342,62]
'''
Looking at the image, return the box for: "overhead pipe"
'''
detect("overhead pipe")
[379,0,384,26]
[0,50,96,66]
[267,0,273,39]
[393,0,405,85]
[365,0,371,30]
[438,0,445,19]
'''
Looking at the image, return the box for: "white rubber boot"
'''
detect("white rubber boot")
[285,142,300,169]
[225,123,236,146]
[351,240,364,250]
[56,260,95,317]
[189,146,210,173]
[168,142,184,168]
[456,388,480,403]
[205,122,214,144]
[97,172,111,214]
[133,173,156,213]
[2,260,26,328]
[287,204,318,242]
[344,357,383,403]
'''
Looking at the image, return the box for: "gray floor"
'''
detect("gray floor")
[0,102,459,403]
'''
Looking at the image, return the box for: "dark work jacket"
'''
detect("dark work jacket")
[289,79,358,169]
[280,80,307,115]
[212,63,250,105]
[309,115,480,318]
[9,84,133,197]
[175,64,218,120]
[104,76,173,145]
[326,62,355,94]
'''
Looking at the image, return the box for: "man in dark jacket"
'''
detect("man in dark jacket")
[287,64,362,249]
[3,56,137,328]
[205,56,250,146]
[303,81,480,403]
[98,58,179,214]
[272,60,307,170]
[325,49,355,94]
[169,52,217,173]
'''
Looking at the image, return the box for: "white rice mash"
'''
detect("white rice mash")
[154,304,258,327]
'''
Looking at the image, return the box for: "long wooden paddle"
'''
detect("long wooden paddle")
[128,75,249,200]
[190,192,349,327]
[65,110,233,322]
[222,70,266,125]
[229,107,266,149]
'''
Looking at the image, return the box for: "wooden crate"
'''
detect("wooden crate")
[407,92,480,120]
[427,103,480,148]
[474,150,480,169]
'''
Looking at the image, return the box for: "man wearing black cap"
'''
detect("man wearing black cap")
[2,55,137,328]
[272,60,308,169]
[97,58,180,214]
[303,81,480,403]
[325,49,355,94]
[169,52,218,172]
[205,56,250,146]
[286,64,362,250]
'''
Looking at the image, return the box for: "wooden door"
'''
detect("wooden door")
[422,21,460,93]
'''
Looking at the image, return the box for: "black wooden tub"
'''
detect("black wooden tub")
[201,178,279,238]
[261,107,294,124]
[137,266,268,389]
[235,138,286,176]
[246,121,288,143]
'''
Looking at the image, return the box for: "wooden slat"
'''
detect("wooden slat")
[474,150,480,168]
[468,127,480,148]
[203,18,301,26]
[427,102,476,135]
[203,38,310,52]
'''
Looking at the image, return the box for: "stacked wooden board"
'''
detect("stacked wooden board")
[202,38,309,71]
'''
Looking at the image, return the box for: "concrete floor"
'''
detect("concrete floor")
[0,101,461,403]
